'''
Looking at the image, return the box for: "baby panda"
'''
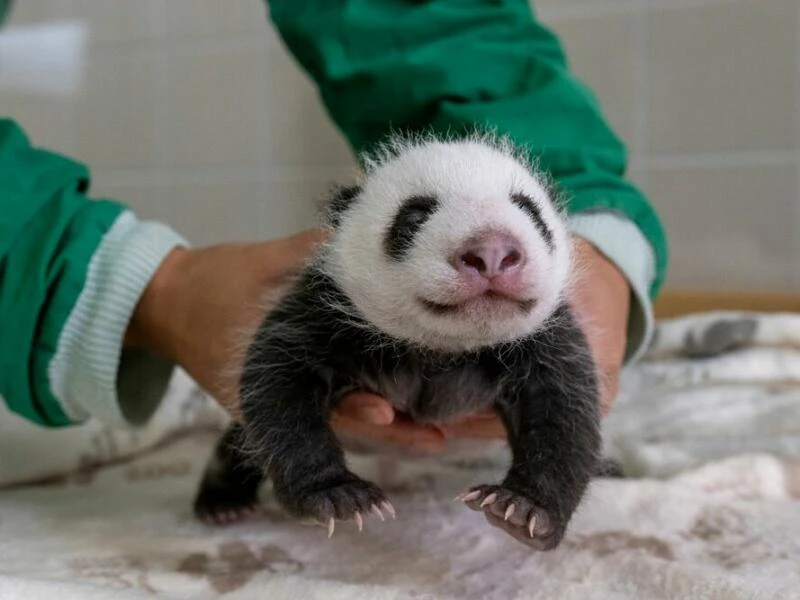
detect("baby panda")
[193,133,604,551]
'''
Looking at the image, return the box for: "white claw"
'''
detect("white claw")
[354,511,363,532]
[460,490,482,503]
[480,493,498,508]
[327,518,336,539]
[381,501,396,520]
[528,514,537,538]
[370,504,385,522]
[504,504,516,521]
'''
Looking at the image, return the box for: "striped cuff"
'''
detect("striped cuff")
[568,211,657,365]
[48,211,188,428]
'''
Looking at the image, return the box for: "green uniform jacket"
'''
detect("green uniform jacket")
[0,0,667,428]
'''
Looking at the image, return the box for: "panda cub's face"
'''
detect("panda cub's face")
[324,137,573,352]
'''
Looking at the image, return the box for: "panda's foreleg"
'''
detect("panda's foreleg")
[459,328,601,549]
[237,364,394,536]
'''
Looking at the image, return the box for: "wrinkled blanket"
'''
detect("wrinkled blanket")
[1,311,799,599]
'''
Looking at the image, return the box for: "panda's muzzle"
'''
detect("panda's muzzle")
[419,292,537,315]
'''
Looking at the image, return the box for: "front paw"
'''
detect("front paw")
[292,476,395,538]
[458,484,564,551]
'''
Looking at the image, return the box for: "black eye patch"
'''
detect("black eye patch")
[384,195,439,260]
[326,185,362,228]
[511,192,554,251]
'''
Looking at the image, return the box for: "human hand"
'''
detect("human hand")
[124,229,328,416]
[569,237,631,417]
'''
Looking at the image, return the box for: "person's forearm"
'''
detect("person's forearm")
[0,118,184,427]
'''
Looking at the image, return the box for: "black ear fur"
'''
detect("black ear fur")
[325,185,362,228]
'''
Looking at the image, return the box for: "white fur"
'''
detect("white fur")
[324,134,573,352]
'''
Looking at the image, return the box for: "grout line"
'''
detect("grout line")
[82,32,281,64]
[632,0,650,191]
[537,1,639,21]
[649,0,744,9]
[793,0,800,289]
[146,0,161,42]
[92,165,359,188]
[646,151,798,170]
[88,150,798,189]
[151,0,169,171]
[1,12,281,57]
[538,0,741,21]
[148,0,165,171]
[253,30,273,179]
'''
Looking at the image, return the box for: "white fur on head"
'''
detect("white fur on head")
[323,133,573,352]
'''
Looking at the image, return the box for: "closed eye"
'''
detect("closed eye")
[510,192,554,251]
[384,195,440,260]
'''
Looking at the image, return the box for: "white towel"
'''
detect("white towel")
[0,310,799,599]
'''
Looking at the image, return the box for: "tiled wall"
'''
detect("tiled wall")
[1,0,797,292]
[545,0,800,292]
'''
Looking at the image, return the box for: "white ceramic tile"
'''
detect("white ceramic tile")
[3,0,74,25]
[156,46,264,168]
[534,0,640,21]
[153,0,268,38]
[548,12,639,151]
[627,167,649,195]
[72,54,157,168]
[648,0,797,154]
[140,178,334,244]
[2,93,76,157]
[648,165,797,291]
[89,181,156,212]
[530,0,561,12]
[259,46,355,167]
[71,0,158,45]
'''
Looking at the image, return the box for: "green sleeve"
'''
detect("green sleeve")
[266,0,668,295]
[0,119,184,427]
[0,119,119,425]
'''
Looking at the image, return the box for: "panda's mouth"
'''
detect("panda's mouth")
[420,291,537,315]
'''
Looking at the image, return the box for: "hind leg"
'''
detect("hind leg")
[194,423,265,525]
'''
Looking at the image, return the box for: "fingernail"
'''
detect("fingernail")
[355,406,393,425]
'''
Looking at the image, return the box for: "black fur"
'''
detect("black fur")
[511,192,554,251]
[193,423,263,523]
[326,185,362,228]
[194,266,602,550]
[384,195,440,260]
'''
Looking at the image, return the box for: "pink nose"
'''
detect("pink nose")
[452,233,524,279]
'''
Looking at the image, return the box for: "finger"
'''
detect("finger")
[449,409,497,421]
[439,416,507,440]
[335,393,395,425]
[331,413,446,454]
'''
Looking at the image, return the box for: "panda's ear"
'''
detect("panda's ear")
[325,185,362,228]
